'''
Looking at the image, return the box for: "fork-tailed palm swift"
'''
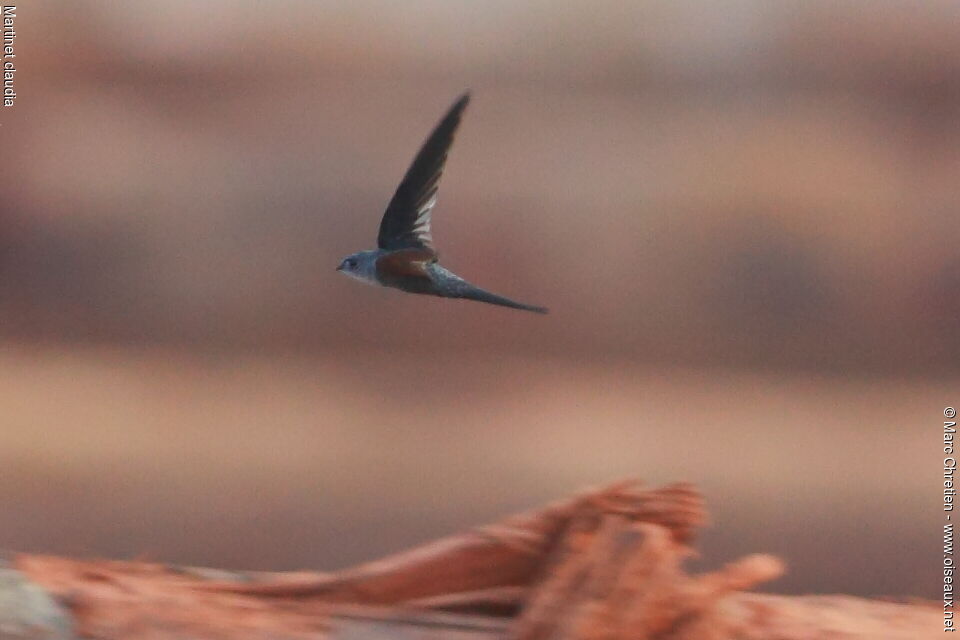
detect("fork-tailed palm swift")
[336,93,547,314]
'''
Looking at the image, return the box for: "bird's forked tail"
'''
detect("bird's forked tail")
[457,284,548,314]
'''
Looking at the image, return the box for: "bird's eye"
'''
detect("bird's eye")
[345,259,356,268]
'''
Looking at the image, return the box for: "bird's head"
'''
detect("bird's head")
[336,250,379,284]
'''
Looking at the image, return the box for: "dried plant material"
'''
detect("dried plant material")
[14,555,333,640]
[614,547,783,639]
[514,520,689,640]
[200,479,705,604]
[326,606,509,640]
[509,512,612,640]
[720,594,941,640]
[408,586,527,617]
[695,554,787,597]
[9,480,940,640]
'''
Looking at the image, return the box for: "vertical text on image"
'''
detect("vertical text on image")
[945,406,957,632]
[2,6,16,107]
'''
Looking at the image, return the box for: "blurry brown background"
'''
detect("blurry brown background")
[0,1,953,600]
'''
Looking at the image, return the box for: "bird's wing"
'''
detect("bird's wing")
[377,93,470,251]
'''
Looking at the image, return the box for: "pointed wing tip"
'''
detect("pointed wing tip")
[454,91,471,111]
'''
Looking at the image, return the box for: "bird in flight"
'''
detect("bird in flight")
[336,93,548,314]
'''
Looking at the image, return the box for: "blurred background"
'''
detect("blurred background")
[0,0,954,600]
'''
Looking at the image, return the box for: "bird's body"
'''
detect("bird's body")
[336,93,547,314]
[340,248,547,313]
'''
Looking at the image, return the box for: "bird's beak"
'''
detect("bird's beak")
[335,264,343,271]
